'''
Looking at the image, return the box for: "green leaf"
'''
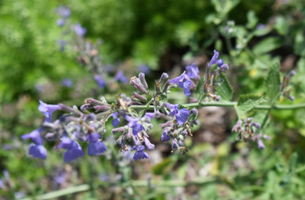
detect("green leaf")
[246,10,258,29]
[236,95,264,119]
[195,77,205,100]
[215,72,233,102]
[288,152,298,173]
[280,152,298,187]
[265,63,281,103]
[253,37,283,55]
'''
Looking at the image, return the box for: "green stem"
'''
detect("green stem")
[130,102,305,110]
[19,178,215,200]
[260,93,281,129]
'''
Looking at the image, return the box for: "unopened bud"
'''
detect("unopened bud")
[139,73,148,90]
[219,64,229,71]
[159,73,169,84]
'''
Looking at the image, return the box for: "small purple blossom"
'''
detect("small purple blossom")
[62,78,73,87]
[132,145,149,160]
[57,137,85,162]
[111,112,120,127]
[57,19,64,26]
[74,24,87,37]
[57,40,66,51]
[144,137,155,150]
[208,50,223,67]
[114,70,128,83]
[166,104,190,125]
[21,127,43,145]
[38,100,61,119]
[125,116,143,136]
[94,75,106,89]
[56,6,71,18]
[87,133,107,156]
[139,65,150,74]
[186,63,199,79]
[257,139,265,149]
[160,129,170,142]
[169,71,192,97]
[29,143,47,159]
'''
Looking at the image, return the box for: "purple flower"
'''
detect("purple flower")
[139,65,150,74]
[166,104,190,125]
[114,70,128,83]
[87,133,107,156]
[125,116,143,136]
[57,40,66,51]
[257,139,265,149]
[160,129,170,142]
[62,78,73,87]
[169,71,192,97]
[186,63,199,79]
[144,137,155,150]
[38,100,61,119]
[208,50,223,67]
[57,19,64,26]
[21,127,43,145]
[74,24,87,37]
[111,112,120,127]
[57,137,85,162]
[29,143,47,159]
[94,75,106,89]
[56,6,71,18]
[144,112,155,121]
[132,145,149,160]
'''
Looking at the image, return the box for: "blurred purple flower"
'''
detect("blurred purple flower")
[139,65,150,74]
[111,112,120,127]
[132,145,149,160]
[125,116,143,136]
[257,139,265,149]
[57,19,64,26]
[169,71,192,97]
[74,24,87,37]
[114,70,128,83]
[39,100,61,120]
[186,63,199,79]
[62,78,73,87]
[21,127,43,145]
[56,6,71,18]
[160,129,170,142]
[94,75,106,89]
[144,137,155,150]
[57,40,67,51]
[29,143,47,159]
[256,23,266,30]
[57,137,85,162]
[208,50,223,67]
[87,133,107,156]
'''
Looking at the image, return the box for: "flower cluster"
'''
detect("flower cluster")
[231,117,270,149]
[55,5,129,90]
[21,49,236,162]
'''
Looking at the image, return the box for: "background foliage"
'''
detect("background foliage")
[1,0,305,199]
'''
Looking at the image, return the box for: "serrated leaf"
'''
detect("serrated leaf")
[195,77,205,100]
[236,95,264,119]
[265,63,281,103]
[215,72,233,102]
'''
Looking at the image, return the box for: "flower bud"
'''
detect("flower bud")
[139,73,148,90]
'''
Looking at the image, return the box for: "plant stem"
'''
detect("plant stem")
[130,102,305,110]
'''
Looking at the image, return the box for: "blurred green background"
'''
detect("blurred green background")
[1,0,305,199]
